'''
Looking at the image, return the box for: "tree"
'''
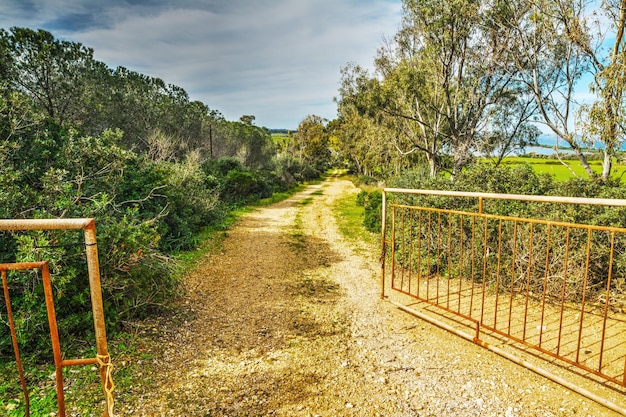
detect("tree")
[294,115,331,170]
[336,63,412,177]
[574,0,626,181]
[336,0,538,178]
[500,0,626,181]
[0,27,96,125]
[209,118,274,168]
[481,91,541,166]
[239,114,256,125]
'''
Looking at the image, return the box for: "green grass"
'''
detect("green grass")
[0,351,104,417]
[500,157,626,181]
[299,197,314,205]
[333,191,378,249]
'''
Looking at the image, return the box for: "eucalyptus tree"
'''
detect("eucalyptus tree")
[336,63,399,176]
[373,44,449,177]
[501,0,626,181]
[403,0,542,176]
[334,102,396,177]
[337,0,538,178]
[294,114,332,170]
[573,0,626,181]
[481,91,541,166]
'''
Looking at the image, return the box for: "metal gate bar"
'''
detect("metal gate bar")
[0,218,114,417]
[381,189,626,389]
[0,262,97,417]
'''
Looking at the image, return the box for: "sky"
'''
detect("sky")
[0,0,403,129]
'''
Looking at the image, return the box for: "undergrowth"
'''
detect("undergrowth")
[0,179,316,416]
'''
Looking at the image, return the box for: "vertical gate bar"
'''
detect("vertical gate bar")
[381,190,387,299]
[522,223,534,342]
[391,206,397,290]
[408,208,413,295]
[436,212,442,304]
[416,210,423,298]
[494,219,503,329]
[539,224,552,348]
[83,221,113,417]
[447,213,453,309]
[556,227,572,357]
[400,207,406,292]
[2,269,31,417]
[575,228,593,364]
[426,211,433,301]
[508,221,519,335]
[457,214,463,314]
[469,216,476,319]
[598,232,616,373]
[41,262,66,417]
[480,217,489,325]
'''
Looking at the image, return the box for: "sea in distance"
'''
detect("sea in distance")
[518,134,625,155]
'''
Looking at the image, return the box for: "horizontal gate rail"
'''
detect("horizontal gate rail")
[381,189,626,393]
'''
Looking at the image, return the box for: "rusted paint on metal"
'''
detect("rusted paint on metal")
[0,218,114,417]
[381,189,626,393]
[2,269,30,416]
[0,218,93,230]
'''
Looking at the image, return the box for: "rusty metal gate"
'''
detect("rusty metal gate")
[0,219,115,417]
[381,188,626,412]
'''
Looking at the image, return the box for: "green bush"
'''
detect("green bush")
[356,190,383,233]
[272,156,320,184]
[0,128,181,356]
[221,169,273,205]
[201,156,245,178]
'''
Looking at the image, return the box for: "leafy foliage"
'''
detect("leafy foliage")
[0,27,320,358]
[356,190,383,233]
[333,0,626,182]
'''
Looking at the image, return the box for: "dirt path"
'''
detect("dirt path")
[119,175,624,416]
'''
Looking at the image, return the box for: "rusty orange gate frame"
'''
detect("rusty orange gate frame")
[381,188,626,415]
[0,218,114,417]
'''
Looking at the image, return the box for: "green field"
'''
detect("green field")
[500,157,626,181]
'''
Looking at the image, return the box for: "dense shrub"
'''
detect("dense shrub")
[356,190,383,233]
[201,156,245,178]
[272,156,320,184]
[202,156,279,206]
[221,169,273,205]
[0,127,184,356]
[354,175,379,187]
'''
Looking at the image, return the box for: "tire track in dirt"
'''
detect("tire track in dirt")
[119,175,623,417]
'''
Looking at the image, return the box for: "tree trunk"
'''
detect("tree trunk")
[427,154,437,178]
[601,151,612,182]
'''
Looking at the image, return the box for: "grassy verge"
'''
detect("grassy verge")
[0,179,317,416]
[333,176,379,251]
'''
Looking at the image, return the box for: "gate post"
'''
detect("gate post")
[83,220,114,417]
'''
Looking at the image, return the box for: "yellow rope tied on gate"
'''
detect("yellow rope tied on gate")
[96,354,116,417]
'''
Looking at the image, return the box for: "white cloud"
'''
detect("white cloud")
[1,0,402,128]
